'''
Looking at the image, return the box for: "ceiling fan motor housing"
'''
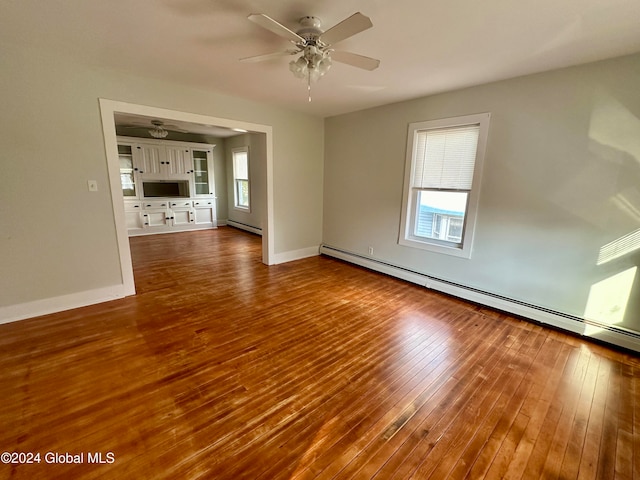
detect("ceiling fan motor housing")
[296,16,324,45]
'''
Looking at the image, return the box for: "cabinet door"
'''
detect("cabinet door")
[193,199,216,226]
[192,149,214,196]
[165,146,193,177]
[125,210,144,231]
[171,208,193,226]
[118,144,137,197]
[143,209,169,228]
[136,144,163,177]
[193,207,214,225]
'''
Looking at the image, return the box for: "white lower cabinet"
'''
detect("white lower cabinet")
[127,197,216,236]
[171,209,193,227]
[124,201,144,233]
[144,209,170,228]
[193,199,216,226]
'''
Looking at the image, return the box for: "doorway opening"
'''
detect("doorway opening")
[99,99,274,296]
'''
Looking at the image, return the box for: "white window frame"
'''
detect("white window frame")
[399,113,490,258]
[232,146,250,211]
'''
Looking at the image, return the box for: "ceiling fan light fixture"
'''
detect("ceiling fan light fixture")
[149,127,169,138]
[245,12,378,100]
[289,56,308,79]
[318,56,332,75]
[289,52,331,83]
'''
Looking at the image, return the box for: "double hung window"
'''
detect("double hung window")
[399,113,490,258]
[232,147,250,210]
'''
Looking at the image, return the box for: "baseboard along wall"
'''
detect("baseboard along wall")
[319,244,640,353]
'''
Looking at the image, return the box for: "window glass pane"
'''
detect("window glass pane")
[121,172,136,196]
[118,144,132,155]
[119,156,133,170]
[236,179,249,207]
[415,191,467,242]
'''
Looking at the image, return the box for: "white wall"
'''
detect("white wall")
[324,53,640,335]
[225,133,266,231]
[0,42,323,313]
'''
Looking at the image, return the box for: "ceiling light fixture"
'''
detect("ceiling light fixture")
[149,120,169,138]
[289,45,333,102]
[242,13,379,103]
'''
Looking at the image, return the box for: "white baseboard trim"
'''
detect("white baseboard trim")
[227,220,262,236]
[319,244,640,353]
[0,284,128,325]
[272,246,320,265]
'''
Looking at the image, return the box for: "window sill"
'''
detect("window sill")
[398,236,471,258]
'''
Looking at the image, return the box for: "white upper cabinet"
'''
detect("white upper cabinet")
[165,146,193,177]
[134,144,192,179]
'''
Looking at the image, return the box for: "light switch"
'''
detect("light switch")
[88,180,98,192]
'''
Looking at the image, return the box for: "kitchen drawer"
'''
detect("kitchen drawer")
[169,200,192,209]
[124,201,142,212]
[142,200,170,209]
[192,199,215,207]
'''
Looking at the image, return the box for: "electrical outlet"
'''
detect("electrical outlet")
[368,246,374,255]
[88,180,98,192]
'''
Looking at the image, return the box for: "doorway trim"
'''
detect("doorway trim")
[99,99,275,296]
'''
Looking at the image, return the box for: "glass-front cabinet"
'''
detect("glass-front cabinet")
[118,144,136,197]
[192,149,212,196]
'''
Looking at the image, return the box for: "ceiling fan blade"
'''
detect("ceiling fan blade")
[164,125,190,133]
[320,12,372,46]
[248,14,305,43]
[331,51,380,71]
[240,50,298,63]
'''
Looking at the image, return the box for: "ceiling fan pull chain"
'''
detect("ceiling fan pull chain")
[308,70,312,102]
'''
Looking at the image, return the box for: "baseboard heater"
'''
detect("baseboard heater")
[319,244,640,353]
[227,220,262,236]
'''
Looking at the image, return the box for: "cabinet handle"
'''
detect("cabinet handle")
[139,171,144,173]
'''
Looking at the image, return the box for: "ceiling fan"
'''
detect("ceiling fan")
[120,119,188,138]
[241,12,380,101]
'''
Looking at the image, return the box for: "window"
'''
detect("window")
[399,113,490,258]
[232,147,250,210]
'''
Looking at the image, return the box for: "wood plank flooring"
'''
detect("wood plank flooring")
[1,227,638,479]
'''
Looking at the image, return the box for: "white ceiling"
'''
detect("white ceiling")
[2,0,640,118]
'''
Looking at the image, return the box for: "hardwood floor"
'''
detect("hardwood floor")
[1,227,638,479]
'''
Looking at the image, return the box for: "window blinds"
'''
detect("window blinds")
[233,151,248,180]
[412,124,480,190]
